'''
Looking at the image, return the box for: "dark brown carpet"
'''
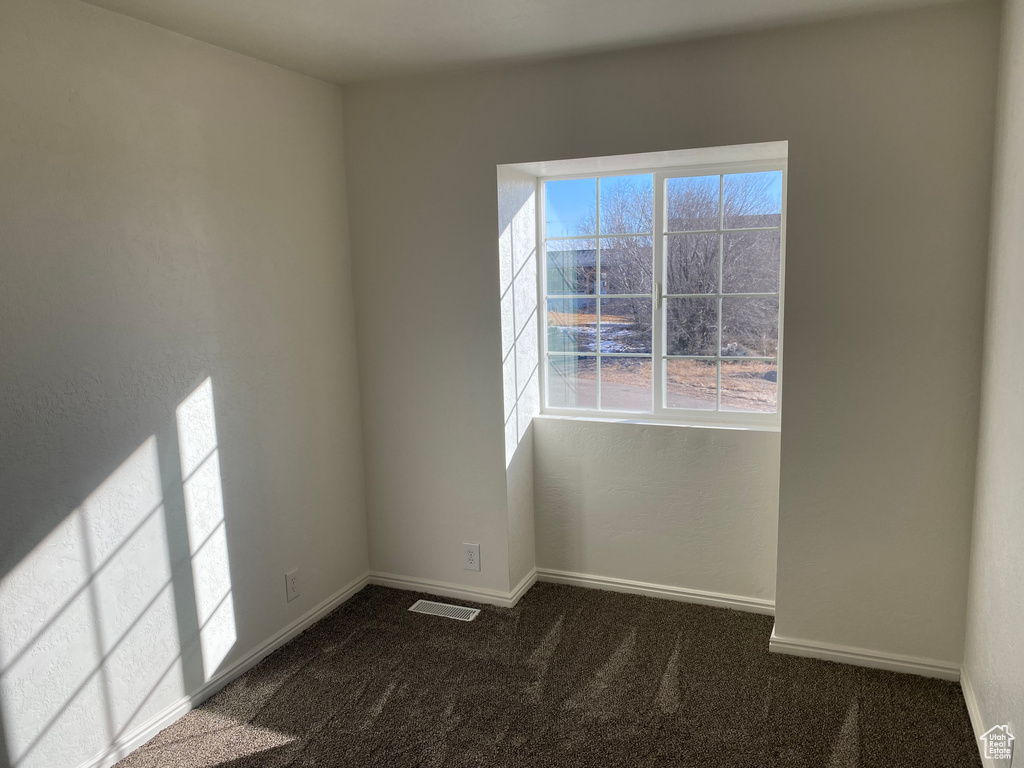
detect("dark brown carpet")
[116,583,981,767]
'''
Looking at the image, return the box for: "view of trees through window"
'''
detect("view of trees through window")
[544,168,783,415]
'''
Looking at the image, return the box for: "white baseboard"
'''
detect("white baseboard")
[77,571,370,768]
[960,666,989,765]
[509,568,538,604]
[534,568,775,616]
[768,627,960,680]
[368,569,536,608]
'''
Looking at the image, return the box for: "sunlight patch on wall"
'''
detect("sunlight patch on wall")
[0,438,184,768]
[0,376,237,768]
[498,168,540,467]
[177,378,236,680]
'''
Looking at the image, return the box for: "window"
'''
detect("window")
[540,159,785,425]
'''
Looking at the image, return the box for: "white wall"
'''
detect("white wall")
[0,2,368,767]
[343,2,998,661]
[506,432,537,591]
[535,418,779,604]
[963,0,1024,752]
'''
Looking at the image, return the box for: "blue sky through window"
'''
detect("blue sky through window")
[545,171,782,237]
[544,178,595,238]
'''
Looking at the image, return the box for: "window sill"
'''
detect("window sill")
[534,412,781,433]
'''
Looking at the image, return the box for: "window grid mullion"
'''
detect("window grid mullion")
[550,292,780,298]
[664,226,778,236]
[663,292,779,299]
[595,178,602,409]
[548,352,657,357]
[538,179,546,411]
[545,352,778,360]
[717,174,724,412]
[545,232,653,241]
[653,172,665,416]
[546,293,653,299]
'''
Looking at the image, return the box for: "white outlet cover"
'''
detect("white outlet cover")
[464,543,481,571]
[285,568,300,601]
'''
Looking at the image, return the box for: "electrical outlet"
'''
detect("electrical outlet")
[285,568,300,602]
[464,543,481,571]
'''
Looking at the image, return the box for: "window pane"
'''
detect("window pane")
[546,239,596,295]
[723,231,780,294]
[545,178,595,238]
[601,236,652,295]
[547,355,597,409]
[721,360,778,413]
[600,174,653,235]
[666,297,718,356]
[600,298,652,353]
[665,359,717,410]
[547,298,596,353]
[723,171,782,229]
[666,175,720,232]
[666,233,719,294]
[600,357,652,411]
[721,297,779,357]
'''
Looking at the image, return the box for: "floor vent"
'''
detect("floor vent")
[409,599,480,622]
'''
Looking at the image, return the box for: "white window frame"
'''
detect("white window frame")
[537,157,787,429]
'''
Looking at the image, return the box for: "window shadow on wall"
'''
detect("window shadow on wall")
[0,377,243,768]
[498,168,541,468]
[0,714,9,768]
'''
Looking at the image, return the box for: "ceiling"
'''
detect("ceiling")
[82,0,967,84]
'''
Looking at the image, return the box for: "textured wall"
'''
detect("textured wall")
[498,167,541,469]
[506,431,537,590]
[497,166,540,590]
[343,2,998,661]
[0,1,368,767]
[769,1,997,665]
[534,418,779,601]
[963,0,1024,751]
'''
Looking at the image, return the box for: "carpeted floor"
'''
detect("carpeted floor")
[116,583,981,768]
